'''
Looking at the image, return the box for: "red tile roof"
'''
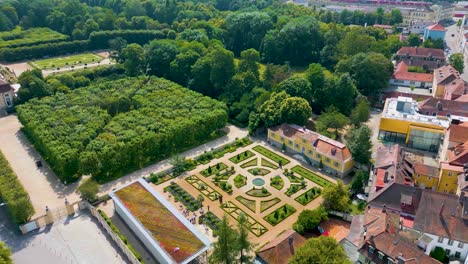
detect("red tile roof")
[396,47,445,60]
[426,23,446,31]
[434,65,466,100]
[418,98,468,117]
[455,94,468,102]
[413,163,439,178]
[376,169,386,188]
[392,61,433,83]
[448,123,468,144]
[269,124,352,162]
[257,230,307,264]
[447,141,468,167]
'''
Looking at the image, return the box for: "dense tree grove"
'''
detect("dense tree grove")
[289,236,352,264]
[17,77,227,183]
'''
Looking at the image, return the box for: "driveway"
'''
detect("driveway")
[365,110,383,160]
[0,115,80,217]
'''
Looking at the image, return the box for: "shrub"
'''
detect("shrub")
[78,178,100,202]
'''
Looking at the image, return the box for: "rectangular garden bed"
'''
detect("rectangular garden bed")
[200,162,228,177]
[263,204,297,226]
[164,182,201,211]
[295,187,322,205]
[291,166,333,187]
[252,146,290,165]
[229,150,255,164]
[200,211,221,231]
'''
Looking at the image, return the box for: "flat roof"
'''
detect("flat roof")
[110,179,210,264]
[382,97,450,128]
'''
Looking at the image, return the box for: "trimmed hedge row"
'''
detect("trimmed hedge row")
[0,151,35,224]
[164,182,201,212]
[97,209,142,262]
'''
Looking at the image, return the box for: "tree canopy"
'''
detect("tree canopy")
[322,181,351,212]
[289,236,352,264]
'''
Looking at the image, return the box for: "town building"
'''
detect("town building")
[409,21,437,35]
[432,65,467,100]
[418,97,468,118]
[378,97,449,153]
[423,23,446,41]
[256,229,306,264]
[447,122,468,149]
[395,47,445,72]
[431,3,455,22]
[0,79,14,113]
[401,6,436,26]
[390,61,433,88]
[110,179,211,264]
[268,124,354,177]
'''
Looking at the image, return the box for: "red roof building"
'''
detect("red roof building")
[391,61,433,88]
[418,97,468,117]
[395,47,445,71]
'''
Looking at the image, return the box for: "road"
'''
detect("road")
[445,24,468,81]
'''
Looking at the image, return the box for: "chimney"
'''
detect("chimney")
[288,237,295,255]
[382,204,387,213]
[331,148,337,156]
[439,202,445,216]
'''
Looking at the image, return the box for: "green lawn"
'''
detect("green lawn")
[235,196,256,213]
[260,198,281,213]
[248,168,270,176]
[295,187,321,206]
[285,184,302,196]
[291,165,333,187]
[0,27,68,48]
[270,175,284,190]
[30,53,104,69]
[264,204,297,226]
[229,150,255,164]
[252,146,290,165]
[246,187,271,197]
[233,174,247,188]
[240,158,257,168]
[261,158,279,169]
[200,162,228,177]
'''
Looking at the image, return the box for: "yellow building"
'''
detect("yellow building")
[438,162,462,194]
[378,97,449,153]
[268,124,354,177]
[412,163,439,190]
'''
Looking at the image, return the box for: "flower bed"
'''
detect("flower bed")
[291,166,333,187]
[200,211,221,231]
[260,198,281,213]
[200,162,228,177]
[264,204,297,226]
[235,196,256,213]
[221,201,268,237]
[233,174,247,188]
[285,184,302,196]
[295,187,322,205]
[164,182,201,211]
[246,187,271,197]
[229,150,255,164]
[115,182,206,263]
[148,171,176,185]
[248,167,271,176]
[240,158,257,168]
[270,175,284,190]
[261,158,279,169]
[185,175,220,201]
[196,137,252,164]
[252,146,290,165]
[284,170,301,183]
[213,180,233,194]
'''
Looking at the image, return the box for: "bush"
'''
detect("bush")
[0,40,89,62]
[293,206,328,234]
[0,151,35,224]
[430,247,449,263]
[77,178,100,202]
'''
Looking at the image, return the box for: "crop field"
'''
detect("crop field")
[0,27,68,49]
[30,53,103,69]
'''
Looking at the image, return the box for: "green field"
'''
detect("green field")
[0,27,68,48]
[30,53,104,69]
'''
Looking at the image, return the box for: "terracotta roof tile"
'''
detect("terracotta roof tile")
[392,61,433,83]
[257,230,307,264]
[396,47,445,59]
[448,123,468,144]
[418,98,468,117]
[413,163,439,178]
[426,23,446,31]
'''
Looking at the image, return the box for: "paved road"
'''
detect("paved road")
[366,110,383,160]
[445,24,468,81]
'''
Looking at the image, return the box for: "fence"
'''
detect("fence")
[88,204,141,264]
[329,210,354,222]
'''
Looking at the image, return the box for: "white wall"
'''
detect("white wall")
[424,233,468,260]
[390,79,432,88]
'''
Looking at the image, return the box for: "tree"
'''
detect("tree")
[277,76,313,103]
[16,69,50,104]
[145,39,179,77]
[77,178,99,202]
[346,125,372,165]
[338,28,376,57]
[350,170,369,194]
[109,37,128,63]
[316,107,350,138]
[350,97,370,126]
[449,53,464,73]
[209,215,238,264]
[328,73,357,115]
[238,48,260,79]
[0,242,12,264]
[169,50,201,86]
[406,33,421,47]
[280,97,312,126]
[322,181,351,212]
[121,43,145,76]
[289,236,352,264]
[430,247,449,263]
[236,213,254,263]
[293,206,328,234]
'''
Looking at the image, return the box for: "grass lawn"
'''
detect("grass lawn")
[240,158,257,168]
[229,150,255,164]
[233,174,247,188]
[284,172,301,183]
[235,196,256,213]
[248,168,270,176]
[291,165,333,187]
[260,198,281,213]
[246,187,271,197]
[30,53,104,69]
[295,187,321,206]
[261,158,279,169]
[264,204,297,226]
[200,162,228,177]
[252,146,290,166]
[0,27,68,48]
[270,175,284,190]
[285,184,302,196]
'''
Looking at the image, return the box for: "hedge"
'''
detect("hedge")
[0,151,35,224]
[0,40,89,62]
[88,30,166,49]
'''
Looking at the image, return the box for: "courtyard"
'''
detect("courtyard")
[152,142,336,246]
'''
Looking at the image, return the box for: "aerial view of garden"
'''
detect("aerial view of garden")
[152,141,336,243]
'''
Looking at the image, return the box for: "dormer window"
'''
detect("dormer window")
[378,251,385,260]
[369,246,375,254]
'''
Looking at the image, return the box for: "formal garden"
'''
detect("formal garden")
[29,53,104,70]
[153,142,336,240]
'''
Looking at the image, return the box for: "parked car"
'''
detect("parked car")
[313,226,329,236]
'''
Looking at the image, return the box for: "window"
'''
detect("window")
[302,139,306,143]
[334,162,339,167]
[448,239,454,246]
[316,153,321,159]
[425,111,429,115]
[387,259,394,264]
[325,157,330,163]
[308,150,313,155]
[433,112,436,116]
[458,242,464,248]
[378,251,385,260]
[448,172,453,176]
[446,113,451,117]
[280,136,284,142]
[3,93,12,107]
[368,246,375,254]
[288,140,292,145]
[455,252,461,258]
[295,143,299,148]
[438,237,444,243]
[445,249,450,255]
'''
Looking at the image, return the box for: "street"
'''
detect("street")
[445,24,468,81]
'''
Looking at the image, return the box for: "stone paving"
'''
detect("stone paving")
[152,141,337,248]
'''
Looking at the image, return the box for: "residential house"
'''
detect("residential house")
[438,141,468,194]
[0,79,14,112]
[412,163,440,190]
[410,21,437,35]
[268,124,354,177]
[423,23,446,41]
[367,183,468,261]
[431,3,455,22]
[401,6,436,26]
[432,65,467,100]
[418,97,468,118]
[373,24,393,34]
[395,47,445,72]
[447,122,468,149]
[390,61,433,88]
[256,229,306,264]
